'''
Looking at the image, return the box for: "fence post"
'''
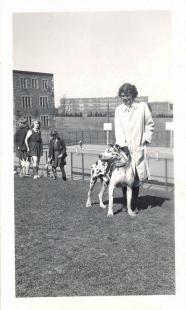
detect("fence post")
[155,151,159,161]
[45,150,48,164]
[165,158,168,188]
[76,131,77,144]
[68,132,71,145]
[82,153,84,181]
[71,152,73,180]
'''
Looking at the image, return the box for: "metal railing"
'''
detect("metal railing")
[14,149,174,191]
[68,151,174,190]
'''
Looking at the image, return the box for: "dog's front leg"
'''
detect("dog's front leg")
[19,160,24,177]
[86,177,96,207]
[127,186,137,217]
[99,180,108,208]
[52,166,57,179]
[107,183,114,217]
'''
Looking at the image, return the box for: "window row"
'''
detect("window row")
[21,96,49,108]
[25,115,49,128]
[20,78,48,89]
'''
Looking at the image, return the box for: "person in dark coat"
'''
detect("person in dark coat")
[48,130,67,180]
[14,119,30,176]
[25,120,43,179]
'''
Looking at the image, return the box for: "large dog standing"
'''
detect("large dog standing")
[86,144,137,217]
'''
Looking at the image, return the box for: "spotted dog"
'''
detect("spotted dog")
[86,158,111,209]
[86,144,136,217]
[45,157,56,179]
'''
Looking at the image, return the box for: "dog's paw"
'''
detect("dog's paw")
[107,211,114,217]
[100,203,106,209]
[128,210,137,217]
[86,202,92,208]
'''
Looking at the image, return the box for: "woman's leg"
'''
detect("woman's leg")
[32,156,38,179]
[32,156,40,178]
[60,164,66,180]
[36,156,41,178]
[132,171,140,211]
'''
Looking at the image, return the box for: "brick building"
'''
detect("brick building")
[58,96,148,116]
[13,70,55,130]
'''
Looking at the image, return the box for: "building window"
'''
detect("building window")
[20,78,27,89]
[39,96,48,108]
[169,103,173,111]
[79,104,84,111]
[40,115,49,127]
[31,78,38,88]
[66,104,72,112]
[42,79,48,89]
[26,116,32,127]
[21,96,32,108]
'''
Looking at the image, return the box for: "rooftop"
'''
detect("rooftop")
[13,70,53,76]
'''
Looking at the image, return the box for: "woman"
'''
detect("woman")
[25,120,43,179]
[14,119,30,177]
[115,83,154,210]
[48,130,67,180]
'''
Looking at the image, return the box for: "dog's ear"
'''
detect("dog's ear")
[108,143,114,148]
[115,144,120,149]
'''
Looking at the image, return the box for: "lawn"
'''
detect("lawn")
[14,176,175,297]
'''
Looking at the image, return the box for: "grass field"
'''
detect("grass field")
[15,176,175,297]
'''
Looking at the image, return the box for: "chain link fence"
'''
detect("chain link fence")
[42,129,172,148]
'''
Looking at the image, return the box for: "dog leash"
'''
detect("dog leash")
[143,145,151,180]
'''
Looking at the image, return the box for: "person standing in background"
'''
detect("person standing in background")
[48,130,67,180]
[14,119,30,177]
[25,120,43,179]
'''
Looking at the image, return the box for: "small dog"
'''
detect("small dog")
[19,157,30,177]
[86,144,136,217]
[45,157,55,178]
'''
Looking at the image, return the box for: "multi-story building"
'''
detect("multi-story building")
[58,96,148,116]
[13,70,55,130]
[148,101,173,117]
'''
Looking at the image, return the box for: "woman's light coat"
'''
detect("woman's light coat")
[115,101,154,181]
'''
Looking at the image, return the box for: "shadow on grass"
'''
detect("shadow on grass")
[92,195,170,213]
[137,195,170,210]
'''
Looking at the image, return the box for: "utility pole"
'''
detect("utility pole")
[107,98,110,144]
[107,97,110,122]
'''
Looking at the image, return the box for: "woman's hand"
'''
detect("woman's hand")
[121,146,130,156]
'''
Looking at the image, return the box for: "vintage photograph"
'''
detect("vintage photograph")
[13,11,174,297]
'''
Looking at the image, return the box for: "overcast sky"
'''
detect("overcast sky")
[13,11,171,106]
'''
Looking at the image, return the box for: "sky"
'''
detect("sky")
[13,11,171,106]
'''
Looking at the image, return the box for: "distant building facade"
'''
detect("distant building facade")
[148,101,173,117]
[58,96,148,116]
[13,70,55,129]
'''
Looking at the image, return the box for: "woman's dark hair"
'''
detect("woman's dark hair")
[31,120,41,129]
[118,83,138,99]
[50,129,58,137]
